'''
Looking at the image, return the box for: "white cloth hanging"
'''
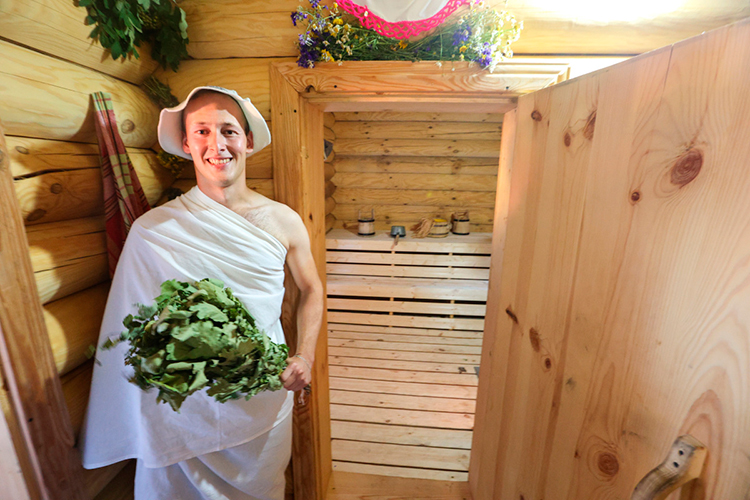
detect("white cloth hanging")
[134,412,292,500]
[80,185,294,469]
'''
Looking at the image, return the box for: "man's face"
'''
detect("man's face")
[182,92,254,189]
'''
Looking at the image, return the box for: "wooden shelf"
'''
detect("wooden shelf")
[326,228,492,254]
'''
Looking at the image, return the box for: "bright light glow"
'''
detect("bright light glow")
[528,0,685,23]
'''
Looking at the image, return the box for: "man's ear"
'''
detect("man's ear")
[182,133,191,156]
[246,131,254,154]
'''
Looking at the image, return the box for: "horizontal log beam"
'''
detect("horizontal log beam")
[155,58,295,121]
[325,196,336,215]
[335,139,501,158]
[333,205,494,225]
[333,121,502,140]
[181,0,301,59]
[10,139,173,225]
[35,253,109,305]
[332,112,504,123]
[0,41,159,147]
[334,188,496,207]
[332,172,498,192]
[0,0,157,84]
[276,61,567,95]
[60,361,92,437]
[334,156,499,175]
[44,282,109,377]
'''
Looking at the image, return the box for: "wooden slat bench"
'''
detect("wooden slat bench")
[325,228,491,481]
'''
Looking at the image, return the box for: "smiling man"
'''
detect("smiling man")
[80,86,323,500]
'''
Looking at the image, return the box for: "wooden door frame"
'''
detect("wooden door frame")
[270,60,569,499]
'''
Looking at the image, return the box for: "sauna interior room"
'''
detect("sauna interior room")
[1,0,750,499]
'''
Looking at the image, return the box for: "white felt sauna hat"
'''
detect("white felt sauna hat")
[157,85,271,160]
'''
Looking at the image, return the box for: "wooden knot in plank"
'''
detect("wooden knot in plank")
[531,110,542,121]
[598,451,619,477]
[671,149,702,187]
[50,183,63,194]
[505,307,519,323]
[15,146,29,155]
[529,328,541,352]
[583,110,597,140]
[26,208,47,222]
[120,119,136,133]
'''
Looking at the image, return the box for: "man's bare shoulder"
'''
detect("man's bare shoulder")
[243,193,305,250]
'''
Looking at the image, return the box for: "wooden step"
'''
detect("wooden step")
[327,311,485,331]
[331,405,474,430]
[326,229,492,254]
[329,366,478,387]
[326,251,491,267]
[328,346,481,365]
[328,330,484,347]
[332,440,470,471]
[330,390,476,414]
[330,421,473,449]
[331,462,469,482]
[328,323,484,339]
[328,339,482,355]
[329,355,478,375]
[329,377,477,400]
[327,263,490,280]
[327,298,487,316]
[327,275,488,301]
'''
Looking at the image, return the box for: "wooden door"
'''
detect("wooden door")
[471,18,750,500]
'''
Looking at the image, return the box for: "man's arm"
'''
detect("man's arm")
[278,207,324,392]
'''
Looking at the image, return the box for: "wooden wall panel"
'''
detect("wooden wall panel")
[180,0,303,59]
[0,122,86,498]
[0,41,159,148]
[331,112,502,233]
[9,138,173,226]
[330,112,501,233]
[473,19,750,500]
[271,66,332,500]
[0,0,158,84]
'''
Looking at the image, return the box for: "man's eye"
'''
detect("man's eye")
[224,130,238,135]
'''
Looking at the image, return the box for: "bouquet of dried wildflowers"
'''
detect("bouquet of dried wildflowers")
[290,0,522,72]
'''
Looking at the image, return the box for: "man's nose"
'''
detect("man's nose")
[208,131,227,152]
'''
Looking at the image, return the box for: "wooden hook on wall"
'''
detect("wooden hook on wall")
[631,435,707,500]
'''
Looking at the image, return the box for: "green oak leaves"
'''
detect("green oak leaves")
[102,278,288,411]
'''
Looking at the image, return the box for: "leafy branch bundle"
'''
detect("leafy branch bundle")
[80,0,189,71]
[103,279,289,411]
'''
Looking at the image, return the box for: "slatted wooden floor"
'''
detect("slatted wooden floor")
[326,230,491,481]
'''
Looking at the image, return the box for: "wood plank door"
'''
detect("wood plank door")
[471,18,750,500]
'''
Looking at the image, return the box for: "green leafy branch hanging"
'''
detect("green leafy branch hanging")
[80,0,189,71]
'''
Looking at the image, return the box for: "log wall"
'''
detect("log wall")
[1,26,168,497]
[330,112,503,233]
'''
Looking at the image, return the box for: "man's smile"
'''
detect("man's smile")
[207,157,232,166]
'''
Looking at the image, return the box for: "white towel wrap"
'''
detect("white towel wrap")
[81,186,294,469]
